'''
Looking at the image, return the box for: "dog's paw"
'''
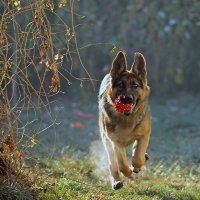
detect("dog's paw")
[112,181,123,190]
[128,173,138,180]
[132,167,141,174]
[145,153,149,161]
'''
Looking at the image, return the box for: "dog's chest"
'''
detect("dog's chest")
[107,121,143,146]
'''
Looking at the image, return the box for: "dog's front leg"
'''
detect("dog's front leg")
[102,137,123,189]
[132,134,150,173]
[115,145,138,180]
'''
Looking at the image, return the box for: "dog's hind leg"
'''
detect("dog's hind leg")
[102,137,123,190]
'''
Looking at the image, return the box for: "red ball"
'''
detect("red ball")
[114,98,132,113]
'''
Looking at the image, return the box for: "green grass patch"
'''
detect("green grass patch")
[35,157,200,200]
[1,157,199,200]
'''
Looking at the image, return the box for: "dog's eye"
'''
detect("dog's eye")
[132,83,139,88]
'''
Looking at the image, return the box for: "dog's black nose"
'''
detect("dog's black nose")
[120,95,133,103]
[125,95,133,102]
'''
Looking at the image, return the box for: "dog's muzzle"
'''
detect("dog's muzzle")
[119,95,133,104]
[119,95,136,116]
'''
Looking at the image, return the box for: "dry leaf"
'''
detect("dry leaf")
[40,42,50,57]
[46,1,54,11]
[65,27,71,37]
[58,0,68,8]
[31,134,37,148]
[91,194,104,200]
[50,65,60,93]
[54,54,59,60]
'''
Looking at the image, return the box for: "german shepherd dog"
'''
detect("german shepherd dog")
[98,51,151,189]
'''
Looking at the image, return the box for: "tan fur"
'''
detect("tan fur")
[98,51,151,189]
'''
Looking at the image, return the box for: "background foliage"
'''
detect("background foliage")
[75,0,200,96]
[1,0,200,98]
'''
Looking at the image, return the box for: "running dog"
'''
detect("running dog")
[98,51,151,189]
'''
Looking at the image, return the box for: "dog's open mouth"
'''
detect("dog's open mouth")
[114,98,136,115]
[124,103,135,115]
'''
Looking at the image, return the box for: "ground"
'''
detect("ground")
[37,96,200,163]
[1,96,200,199]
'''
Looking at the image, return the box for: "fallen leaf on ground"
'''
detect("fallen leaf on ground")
[73,121,83,129]
[76,112,94,119]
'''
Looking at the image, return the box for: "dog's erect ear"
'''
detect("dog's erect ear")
[131,52,147,84]
[110,51,127,82]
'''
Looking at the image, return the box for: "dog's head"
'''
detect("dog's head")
[110,51,150,115]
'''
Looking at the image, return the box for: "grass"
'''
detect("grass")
[2,156,197,200]
[37,157,200,200]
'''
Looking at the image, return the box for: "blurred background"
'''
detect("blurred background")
[62,0,200,98]
[1,0,200,163]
